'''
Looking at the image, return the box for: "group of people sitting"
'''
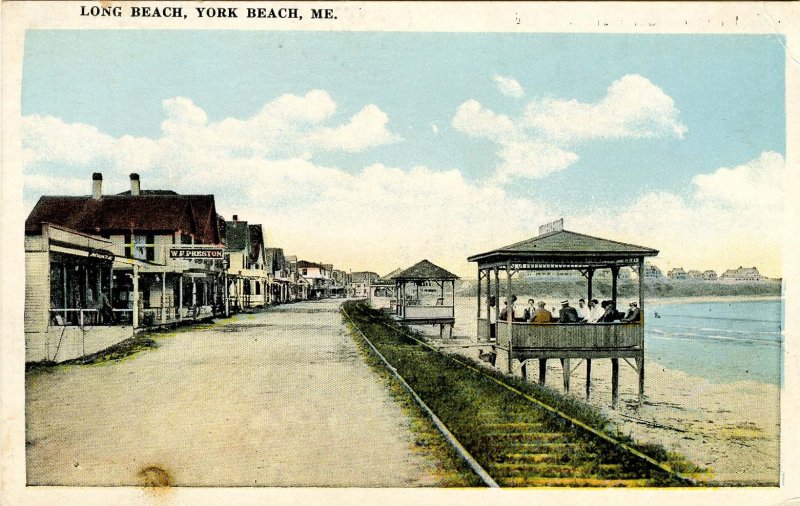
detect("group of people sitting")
[497,296,641,324]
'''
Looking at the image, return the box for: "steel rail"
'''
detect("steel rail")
[379,320,697,487]
[341,305,499,488]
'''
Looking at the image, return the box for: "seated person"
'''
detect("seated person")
[510,295,526,322]
[587,298,603,323]
[524,298,536,322]
[575,298,588,322]
[498,301,508,321]
[622,301,642,322]
[598,300,619,322]
[532,301,554,323]
[557,300,580,323]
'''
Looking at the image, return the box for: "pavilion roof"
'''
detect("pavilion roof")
[467,230,658,265]
[394,260,459,281]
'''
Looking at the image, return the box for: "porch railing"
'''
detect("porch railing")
[50,308,133,327]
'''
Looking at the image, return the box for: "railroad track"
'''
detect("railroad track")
[341,301,697,488]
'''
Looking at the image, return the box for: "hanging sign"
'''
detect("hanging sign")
[169,248,224,259]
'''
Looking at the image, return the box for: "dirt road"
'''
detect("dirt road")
[26,300,436,486]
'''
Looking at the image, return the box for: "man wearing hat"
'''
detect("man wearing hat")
[557,299,580,323]
[622,301,641,323]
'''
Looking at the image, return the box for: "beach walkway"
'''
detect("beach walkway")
[25,300,435,486]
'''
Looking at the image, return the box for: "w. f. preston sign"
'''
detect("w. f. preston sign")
[169,248,224,259]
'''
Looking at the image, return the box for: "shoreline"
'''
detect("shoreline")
[649,294,782,306]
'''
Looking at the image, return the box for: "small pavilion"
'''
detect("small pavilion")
[393,260,459,338]
[467,219,658,408]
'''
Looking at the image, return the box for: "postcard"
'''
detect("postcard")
[2,2,799,505]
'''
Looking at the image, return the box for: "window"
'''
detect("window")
[124,233,155,261]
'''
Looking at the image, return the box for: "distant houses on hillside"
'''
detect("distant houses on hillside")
[517,262,772,284]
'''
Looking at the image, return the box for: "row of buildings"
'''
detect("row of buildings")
[522,264,769,283]
[24,173,378,363]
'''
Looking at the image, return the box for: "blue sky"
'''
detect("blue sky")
[21,30,787,276]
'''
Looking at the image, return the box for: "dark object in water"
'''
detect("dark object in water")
[654,312,661,318]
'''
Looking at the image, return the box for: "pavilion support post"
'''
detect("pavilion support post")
[637,354,645,409]
[494,267,500,341]
[638,257,645,409]
[538,359,547,385]
[611,358,620,409]
[587,268,594,303]
[638,257,645,321]
[561,358,571,392]
[521,360,528,381]
[505,261,513,374]
[486,268,491,322]
[586,359,592,400]
[611,266,619,309]
[476,269,482,339]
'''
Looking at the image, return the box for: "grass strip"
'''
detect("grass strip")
[343,300,704,487]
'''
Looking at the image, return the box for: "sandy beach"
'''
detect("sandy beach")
[413,295,781,485]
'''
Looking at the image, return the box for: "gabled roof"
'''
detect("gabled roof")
[248,224,265,263]
[468,230,658,264]
[394,260,459,281]
[379,267,403,281]
[265,248,285,271]
[25,194,221,244]
[224,220,250,251]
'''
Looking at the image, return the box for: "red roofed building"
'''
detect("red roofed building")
[24,173,227,363]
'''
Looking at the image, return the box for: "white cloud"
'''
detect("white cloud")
[306,104,401,152]
[23,91,400,179]
[493,75,524,98]
[495,141,578,183]
[567,152,785,277]
[22,91,781,278]
[452,74,687,182]
[524,74,687,143]
[692,151,784,209]
[452,99,517,143]
[452,100,578,181]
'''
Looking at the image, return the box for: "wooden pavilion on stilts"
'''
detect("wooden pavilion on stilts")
[393,259,458,338]
[468,219,658,409]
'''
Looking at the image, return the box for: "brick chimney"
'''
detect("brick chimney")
[92,173,102,199]
[130,173,140,196]
[232,215,238,221]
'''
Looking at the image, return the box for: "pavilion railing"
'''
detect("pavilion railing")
[494,320,643,350]
[400,305,455,319]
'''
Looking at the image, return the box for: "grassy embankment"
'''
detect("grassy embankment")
[343,300,706,487]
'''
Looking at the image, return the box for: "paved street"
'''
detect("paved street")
[26,300,436,486]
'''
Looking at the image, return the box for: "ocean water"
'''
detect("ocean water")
[647,299,783,385]
[434,297,783,386]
